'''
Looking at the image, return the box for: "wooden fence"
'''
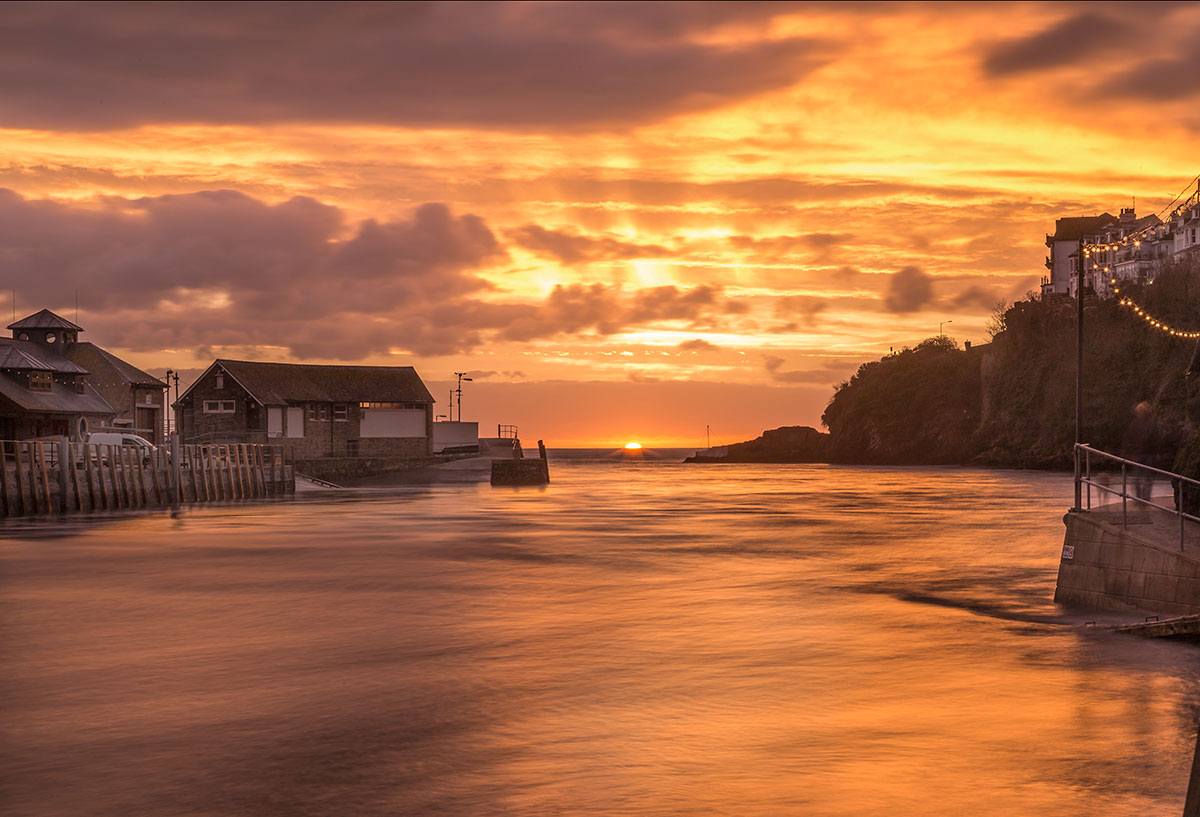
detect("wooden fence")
[0,439,295,518]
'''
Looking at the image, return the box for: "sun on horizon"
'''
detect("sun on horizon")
[624,442,643,450]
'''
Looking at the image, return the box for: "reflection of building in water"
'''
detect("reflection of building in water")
[1041,179,1200,299]
[175,359,435,460]
[0,308,166,442]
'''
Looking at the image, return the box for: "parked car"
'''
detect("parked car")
[87,432,157,461]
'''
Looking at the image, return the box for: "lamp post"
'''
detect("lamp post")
[164,369,180,440]
[453,372,473,423]
[939,320,953,336]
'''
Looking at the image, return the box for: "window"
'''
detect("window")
[215,373,225,390]
[308,404,317,421]
[346,439,359,457]
[359,401,426,410]
[319,404,329,421]
[30,371,52,392]
[44,332,57,344]
[203,400,236,414]
[333,404,348,422]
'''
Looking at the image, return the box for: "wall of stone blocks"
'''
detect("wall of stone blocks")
[1054,512,1200,616]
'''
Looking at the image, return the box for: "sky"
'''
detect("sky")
[2,1,1198,447]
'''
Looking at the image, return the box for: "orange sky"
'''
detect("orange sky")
[2,1,1198,447]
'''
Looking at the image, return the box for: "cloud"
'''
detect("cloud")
[0,3,831,130]
[508,225,669,264]
[499,282,722,341]
[763,355,846,385]
[983,12,1126,76]
[882,266,935,313]
[678,338,721,353]
[729,232,850,255]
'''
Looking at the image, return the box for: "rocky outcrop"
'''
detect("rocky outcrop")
[684,425,831,463]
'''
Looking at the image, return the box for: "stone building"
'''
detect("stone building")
[1,309,165,442]
[174,359,435,460]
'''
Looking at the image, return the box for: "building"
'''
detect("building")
[1042,179,1200,300]
[175,359,436,460]
[1041,212,1115,296]
[1,309,165,442]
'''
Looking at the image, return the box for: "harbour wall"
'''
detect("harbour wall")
[1054,510,1200,616]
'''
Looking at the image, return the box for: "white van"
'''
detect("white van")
[88,432,156,458]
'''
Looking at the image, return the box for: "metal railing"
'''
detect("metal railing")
[1075,443,1200,549]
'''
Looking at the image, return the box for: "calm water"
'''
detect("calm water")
[2,456,1198,816]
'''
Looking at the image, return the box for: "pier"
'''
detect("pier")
[1055,444,1200,615]
[0,438,295,518]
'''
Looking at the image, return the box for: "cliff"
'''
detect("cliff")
[684,425,831,463]
[692,258,1200,468]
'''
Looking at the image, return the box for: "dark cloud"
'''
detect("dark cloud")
[763,354,846,385]
[0,2,832,130]
[1102,39,1200,100]
[678,338,721,352]
[982,12,1127,76]
[499,283,722,341]
[729,232,849,253]
[773,295,828,325]
[883,266,934,313]
[949,285,999,309]
[509,225,670,264]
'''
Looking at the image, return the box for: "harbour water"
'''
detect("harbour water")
[2,455,1198,816]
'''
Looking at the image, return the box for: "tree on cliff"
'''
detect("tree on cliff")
[821,335,982,464]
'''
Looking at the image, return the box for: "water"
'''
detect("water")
[2,457,1198,816]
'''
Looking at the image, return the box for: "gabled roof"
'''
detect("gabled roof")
[0,338,88,373]
[1051,213,1117,242]
[0,373,113,414]
[62,343,165,388]
[181,359,435,406]
[7,309,84,332]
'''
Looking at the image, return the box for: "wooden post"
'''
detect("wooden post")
[0,441,11,517]
[108,445,122,509]
[148,447,162,505]
[13,442,26,516]
[37,442,52,514]
[56,437,70,513]
[227,446,237,499]
[1185,720,1200,817]
[266,446,275,496]
[95,445,108,510]
[200,446,211,501]
[171,436,181,507]
[134,448,147,506]
[234,445,245,499]
[68,442,82,511]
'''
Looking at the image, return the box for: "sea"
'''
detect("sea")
[1,450,1197,816]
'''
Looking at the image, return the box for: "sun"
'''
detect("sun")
[624,442,643,450]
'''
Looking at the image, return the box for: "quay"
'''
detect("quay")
[0,437,295,518]
[1055,444,1200,617]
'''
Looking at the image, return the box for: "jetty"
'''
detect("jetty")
[0,437,295,518]
[1055,444,1200,617]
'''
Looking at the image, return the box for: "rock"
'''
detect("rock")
[684,426,831,463]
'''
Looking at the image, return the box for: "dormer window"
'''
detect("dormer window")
[17,332,28,341]
[44,332,57,343]
[30,371,52,392]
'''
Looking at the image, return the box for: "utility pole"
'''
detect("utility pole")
[453,372,472,423]
[1075,239,1085,511]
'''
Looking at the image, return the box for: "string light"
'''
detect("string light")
[1110,280,1200,338]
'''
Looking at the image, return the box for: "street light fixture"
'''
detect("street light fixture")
[453,372,473,422]
[939,320,953,336]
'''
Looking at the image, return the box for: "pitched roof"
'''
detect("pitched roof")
[213,359,435,405]
[0,373,113,414]
[62,343,165,387]
[1051,213,1117,242]
[0,338,89,373]
[7,309,84,332]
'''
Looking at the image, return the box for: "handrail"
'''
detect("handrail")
[1074,443,1199,549]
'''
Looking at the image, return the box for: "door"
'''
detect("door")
[286,407,305,438]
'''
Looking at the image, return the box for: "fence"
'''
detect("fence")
[1075,443,1199,549]
[0,438,295,518]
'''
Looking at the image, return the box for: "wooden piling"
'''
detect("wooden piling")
[13,442,26,516]
[37,442,52,514]
[0,442,11,517]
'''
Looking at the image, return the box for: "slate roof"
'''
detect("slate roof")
[0,373,113,414]
[1051,214,1117,242]
[213,359,435,405]
[0,338,89,373]
[63,343,165,388]
[7,308,84,332]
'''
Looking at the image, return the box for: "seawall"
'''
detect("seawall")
[1054,510,1200,616]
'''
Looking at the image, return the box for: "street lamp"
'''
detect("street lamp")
[453,372,473,422]
[939,320,953,336]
